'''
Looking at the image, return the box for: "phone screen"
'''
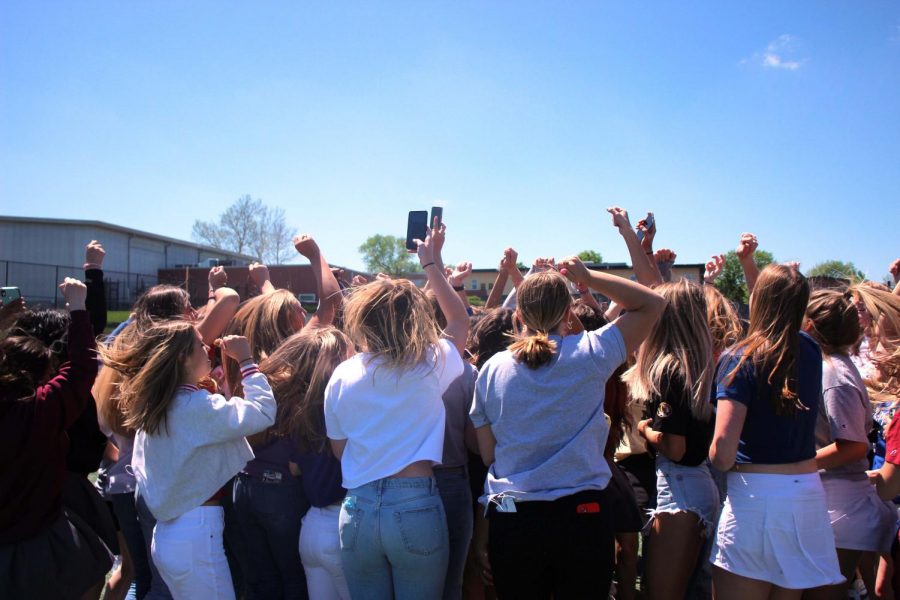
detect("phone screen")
[1,287,21,306]
[406,211,429,251]
[430,206,443,229]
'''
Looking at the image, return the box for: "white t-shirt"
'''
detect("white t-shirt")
[324,338,464,490]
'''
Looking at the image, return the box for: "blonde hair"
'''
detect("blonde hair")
[94,285,195,436]
[508,272,571,369]
[341,279,440,370]
[851,283,900,403]
[623,280,714,421]
[259,326,352,450]
[223,290,303,399]
[725,264,809,416]
[703,285,742,358]
[98,320,198,435]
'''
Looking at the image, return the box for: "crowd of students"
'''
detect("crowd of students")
[1,208,900,600]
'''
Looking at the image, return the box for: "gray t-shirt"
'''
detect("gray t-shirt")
[815,353,872,477]
[439,363,478,469]
[469,323,626,505]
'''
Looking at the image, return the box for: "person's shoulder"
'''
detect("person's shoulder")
[823,353,863,388]
[799,331,822,356]
[478,349,516,375]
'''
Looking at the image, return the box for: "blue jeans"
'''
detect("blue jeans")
[650,455,720,538]
[227,473,309,600]
[434,467,473,600]
[339,477,449,600]
[110,493,151,600]
[133,492,174,600]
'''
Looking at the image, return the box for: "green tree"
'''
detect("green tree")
[358,235,421,276]
[467,295,485,307]
[714,250,775,304]
[578,250,603,264]
[806,260,865,282]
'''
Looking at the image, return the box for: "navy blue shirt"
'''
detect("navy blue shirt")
[715,332,822,465]
[291,442,345,508]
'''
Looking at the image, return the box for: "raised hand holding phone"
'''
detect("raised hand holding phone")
[406,211,429,252]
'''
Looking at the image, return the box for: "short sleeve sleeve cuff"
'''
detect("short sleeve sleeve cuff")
[716,352,752,407]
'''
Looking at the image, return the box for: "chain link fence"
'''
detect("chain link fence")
[1,259,159,310]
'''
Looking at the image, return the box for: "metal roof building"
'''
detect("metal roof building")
[0,216,256,307]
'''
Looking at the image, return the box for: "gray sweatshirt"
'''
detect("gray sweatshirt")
[133,369,276,521]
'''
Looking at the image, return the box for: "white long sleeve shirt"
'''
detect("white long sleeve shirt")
[133,368,276,521]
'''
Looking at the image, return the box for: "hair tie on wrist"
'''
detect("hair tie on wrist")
[422,262,435,269]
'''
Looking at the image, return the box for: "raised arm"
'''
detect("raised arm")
[655,248,677,283]
[576,281,603,312]
[559,255,666,355]
[484,253,510,309]
[503,248,524,289]
[83,240,107,335]
[40,278,99,429]
[703,254,726,285]
[248,262,276,295]
[196,266,240,345]
[736,233,760,294]
[608,207,662,288]
[294,234,342,329]
[416,219,469,356]
[448,261,474,314]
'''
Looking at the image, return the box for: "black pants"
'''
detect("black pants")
[488,490,615,599]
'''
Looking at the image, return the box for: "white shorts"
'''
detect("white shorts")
[711,471,844,590]
[822,474,897,554]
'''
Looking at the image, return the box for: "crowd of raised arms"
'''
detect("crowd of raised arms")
[3,208,900,600]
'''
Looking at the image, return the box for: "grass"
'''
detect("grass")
[105,310,131,334]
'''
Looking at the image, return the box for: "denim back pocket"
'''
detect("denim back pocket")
[339,505,363,552]
[394,505,447,556]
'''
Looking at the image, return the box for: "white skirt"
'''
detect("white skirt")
[822,474,897,554]
[712,471,844,590]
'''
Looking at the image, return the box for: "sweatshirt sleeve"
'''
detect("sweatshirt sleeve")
[193,366,277,446]
[34,310,99,430]
[84,268,107,335]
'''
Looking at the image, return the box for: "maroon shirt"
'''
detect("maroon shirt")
[0,310,97,545]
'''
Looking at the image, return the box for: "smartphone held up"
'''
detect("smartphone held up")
[405,206,444,252]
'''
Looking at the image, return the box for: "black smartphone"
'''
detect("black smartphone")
[406,211,429,251]
[430,206,443,229]
[1,287,21,306]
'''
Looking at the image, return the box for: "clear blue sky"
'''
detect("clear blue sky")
[2,2,898,277]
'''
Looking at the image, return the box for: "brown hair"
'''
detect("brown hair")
[850,283,900,403]
[805,289,860,356]
[94,285,193,436]
[466,308,515,369]
[508,272,572,369]
[342,279,440,370]
[703,285,742,358]
[623,280,714,420]
[726,264,810,416]
[0,335,55,401]
[131,285,192,330]
[572,300,609,332]
[259,326,352,450]
[223,290,303,400]
[98,320,198,435]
